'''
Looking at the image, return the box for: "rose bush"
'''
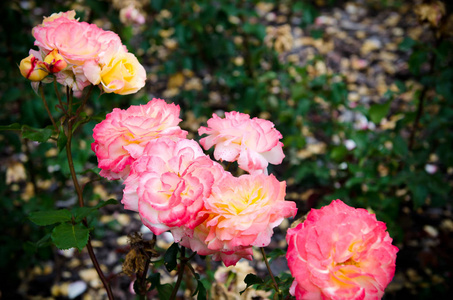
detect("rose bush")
[286,199,398,300]
[198,111,285,174]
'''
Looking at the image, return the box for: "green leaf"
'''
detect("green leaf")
[0,123,22,131]
[29,209,72,226]
[330,145,348,162]
[164,242,179,272]
[94,198,118,209]
[369,101,390,124]
[398,37,416,51]
[291,85,305,100]
[23,233,52,253]
[148,273,161,291]
[240,274,264,295]
[157,283,174,299]
[72,207,95,223]
[267,248,286,264]
[411,184,428,208]
[72,199,118,222]
[51,222,90,251]
[22,125,53,142]
[57,126,67,152]
[393,136,408,157]
[192,280,207,300]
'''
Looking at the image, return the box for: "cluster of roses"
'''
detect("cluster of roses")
[19,11,146,96]
[92,98,398,298]
[22,11,399,299]
[92,98,298,266]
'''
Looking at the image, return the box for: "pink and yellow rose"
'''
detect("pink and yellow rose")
[171,173,296,266]
[26,10,146,96]
[122,138,226,235]
[91,99,187,180]
[33,11,122,66]
[286,200,398,300]
[202,173,297,252]
[84,45,146,95]
[198,111,285,174]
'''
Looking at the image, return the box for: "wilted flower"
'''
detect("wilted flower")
[199,111,285,174]
[286,199,398,300]
[91,99,187,180]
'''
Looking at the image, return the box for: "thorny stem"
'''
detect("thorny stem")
[170,246,187,300]
[62,88,114,299]
[260,247,281,298]
[39,84,58,132]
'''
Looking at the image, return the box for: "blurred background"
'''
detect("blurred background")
[0,0,452,299]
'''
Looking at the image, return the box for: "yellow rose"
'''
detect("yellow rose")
[19,54,49,81]
[99,49,146,95]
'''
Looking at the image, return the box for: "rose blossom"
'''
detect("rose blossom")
[84,45,146,95]
[198,111,285,174]
[91,99,187,180]
[122,138,226,235]
[286,200,398,300]
[201,173,297,253]
[32,11,122,66]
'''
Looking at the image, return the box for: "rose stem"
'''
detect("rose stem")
[64,87,114,300]
[170,246,187,300]
[260,247,281,297]
[39,84,58,132]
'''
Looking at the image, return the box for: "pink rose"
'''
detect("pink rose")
[198,111,285,174]
[91,99,188,180]
[122,138,226,235]
[202,173,297,252]
[33,12,122,66]
[286,200,398,300]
